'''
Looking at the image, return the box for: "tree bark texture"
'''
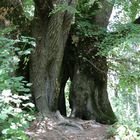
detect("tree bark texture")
[30,0,76,115]
[59,0,117,124]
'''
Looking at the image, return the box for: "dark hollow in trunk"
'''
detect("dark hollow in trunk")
[58,43,75,116]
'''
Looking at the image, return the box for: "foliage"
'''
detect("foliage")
[0,28,35,140]
[0,35,34,91]
[114,0,140,21]
[100,23,140,84]
[23,0,34,19]
[0,90,35,140]
[107,122,140,139]
[108,80,140,139]
[106,12,140,139]
[73,0,103,38]
[106,23,140,139]
[64,79,71,116]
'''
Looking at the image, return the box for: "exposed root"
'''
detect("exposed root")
[55,110,84,130]
[57,121,84,130]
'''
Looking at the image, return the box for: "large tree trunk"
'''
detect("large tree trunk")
[30,0,76,116]
[69,55,116,124]
[59,0,117,124]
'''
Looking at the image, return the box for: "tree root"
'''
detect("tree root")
[54,110,84,131]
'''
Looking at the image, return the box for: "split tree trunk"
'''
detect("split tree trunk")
[30,0,76,116]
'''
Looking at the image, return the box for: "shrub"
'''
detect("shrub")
[0,30,35,140]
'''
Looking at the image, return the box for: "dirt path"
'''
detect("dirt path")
[27,112,109,140]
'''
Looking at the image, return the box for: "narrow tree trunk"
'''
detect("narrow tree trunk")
[30,0,76,115]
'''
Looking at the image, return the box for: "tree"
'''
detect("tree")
[30,0,76,115]
[1,0,117,124]
[59,0,117,124]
